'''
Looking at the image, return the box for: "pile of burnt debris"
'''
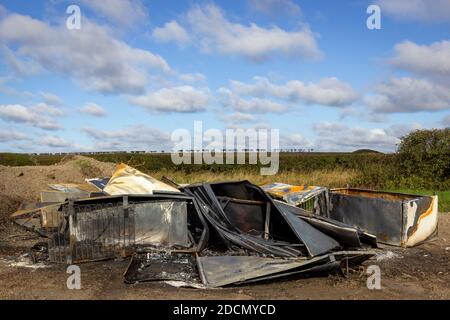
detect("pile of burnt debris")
[10,164,439,288]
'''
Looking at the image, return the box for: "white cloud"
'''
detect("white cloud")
[365,77,450,113]
[40,135,73,148]
[83,125,172,151]
[385,123,423,138]
[0,103,62,130]
[223,112,257,124]
[390,40,450,78]
[0,13,170,95]
[218,87,287,113]
[0,129,28,142]
[1,46,41,76]
[442,115,450,127]
[79,102,108,117]
[153,20,190,45]
[225,76,358,107]
[249,0,301,16]
[33,102,64,117]
[179,72,206,83]
[129,86,209,113]
[80,0,148,28]
[376,0,450,22]
[185,4,321,61]
[280,133,312,148]
[39,91,63,106]
[312,122,403,152]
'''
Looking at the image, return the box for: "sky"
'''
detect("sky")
[0,0,449,153]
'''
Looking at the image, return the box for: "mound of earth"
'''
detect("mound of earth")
[0,155,116,220]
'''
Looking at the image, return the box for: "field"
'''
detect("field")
[1,152,448,211]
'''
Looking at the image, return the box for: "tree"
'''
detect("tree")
[397,128,450,188]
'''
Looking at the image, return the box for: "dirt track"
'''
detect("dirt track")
[0,157,449,300]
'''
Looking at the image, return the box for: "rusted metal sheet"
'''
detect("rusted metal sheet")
[261,183,326,206]
[328,188,438,247]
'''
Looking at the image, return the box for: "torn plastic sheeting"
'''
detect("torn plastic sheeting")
[85,177,110,191]
[184,181,342,258]
[103,163,180,196]
[261,183,327,206]
[274,200,377,249]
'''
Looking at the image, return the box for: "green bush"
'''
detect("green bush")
[396,128,450,190]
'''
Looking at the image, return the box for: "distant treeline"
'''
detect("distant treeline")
[1,128,448,191]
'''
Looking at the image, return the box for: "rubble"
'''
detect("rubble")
[7,163,439,288]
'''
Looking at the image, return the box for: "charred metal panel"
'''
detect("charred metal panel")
[275,200,377,248]
[279,205,341,256]
[402,196,438,246]
[196,255,330,287]
[185,181,350,258]
[133,200,189,248]
[124,251,199,284]
[328,189,438,247]
[196,250,375,287]
[46,194,207,263]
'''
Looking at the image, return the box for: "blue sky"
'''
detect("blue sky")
[0,0,449,153]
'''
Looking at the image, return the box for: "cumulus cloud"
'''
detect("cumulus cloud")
[376,0,450,22]
[312,122,403,152]
[129,86,209,113]
[0,103,63,130]
[365,77,450,113]
[218,87,287,113]
[229,76,358,107]
[222,112,257,124]
[249,0,301,16]
[280,133,312,149]
[80,0,148,28]
[0,129,28,142]
[83,125,172,151]
[185,4,321,61]
[40,135,73,148]
[390,40,450,78]
[0,13,170,95]
[79,102,108,117]
[39,91,63,106]
[153,20,190,45]
[179,72,206,83]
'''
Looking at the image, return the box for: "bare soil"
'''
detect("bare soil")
[0,157,448,300]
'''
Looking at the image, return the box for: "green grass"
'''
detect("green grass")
[387,189,450,212]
